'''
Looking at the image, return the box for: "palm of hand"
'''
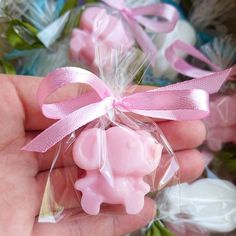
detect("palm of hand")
[0,75,206,236]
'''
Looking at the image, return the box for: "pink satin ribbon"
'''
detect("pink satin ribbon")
[101,0,179,64]
[23,66,235,153]
[165,40,222,78]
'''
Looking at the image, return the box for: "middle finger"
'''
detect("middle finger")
[35,120,206,172]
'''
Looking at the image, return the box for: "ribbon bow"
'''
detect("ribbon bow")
[101,0,179,64]
[23,66,235,153]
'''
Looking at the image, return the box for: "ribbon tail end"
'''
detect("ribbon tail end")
[21,143,48,153]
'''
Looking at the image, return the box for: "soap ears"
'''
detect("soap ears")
[73,128,105,170]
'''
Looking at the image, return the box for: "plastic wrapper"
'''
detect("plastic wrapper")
[175,34,236,155]
[1,0,67,32]
[188,35,236,76]
[69,1,141,73]
[126,1,198,85]
[0,16,11,58]
[139,0,236,86]
[202,77,236,190]
[180,35,236,153]
[23,48,179,224]
[188,0,236,42]
[192,36,236,234]
[141,18,197,86]
[1,0,69,48]
[199,36,236,70]
[204,94,236,152]
[0,0,81,76]
[5,38,72,76]
[0,3,14,73]
[140,0,236,86]
[69,0,207,85]
[136,27,236,235]
[155,178,236,236]
[198,35,236,199]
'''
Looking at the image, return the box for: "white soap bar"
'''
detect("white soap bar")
[153,20,196,80]
[158,178,236,233]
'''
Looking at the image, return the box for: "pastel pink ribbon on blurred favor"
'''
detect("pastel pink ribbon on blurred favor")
[165,40,236,150]
[70,29,97,71]
[22,63,235,153]
[165,40,222,78]
[70,6,135,72]
[101,0,179,64]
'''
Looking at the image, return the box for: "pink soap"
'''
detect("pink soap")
[70,29,95,67]
[80,7,134,48]
[72,126,163,215]
[205,95,236,151]
[69,7,134,70]
[205,95,236,128]
[207,126,236,151]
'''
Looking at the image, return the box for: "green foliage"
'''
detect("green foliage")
[215,144,236,172]
[60,0,78,16]
[6,19,43,50]
[145,221,176,236]
[0,59,16,74]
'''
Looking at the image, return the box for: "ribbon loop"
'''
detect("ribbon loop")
[120,7,133,17]
[38,67,112,119]
[131,4,179,33]
[22,65,232,153]
[101,0,178,64]
[165,40,222,78]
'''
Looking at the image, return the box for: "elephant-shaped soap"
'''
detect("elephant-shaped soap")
[69,7,134,70]
[72,126,163,215]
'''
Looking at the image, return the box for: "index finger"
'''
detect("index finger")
[8,74,89,130]
[8,74,158,131]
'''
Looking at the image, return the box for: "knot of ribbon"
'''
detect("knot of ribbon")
[23,65,235,153]
[101,0,179,64]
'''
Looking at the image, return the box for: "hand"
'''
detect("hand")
[0,74,206,236]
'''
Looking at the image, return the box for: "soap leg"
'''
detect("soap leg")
[80,190,103,215]
[74,172,103,215]
[124,192,144,214]
[135,180,150,194]
[74,173,96,190]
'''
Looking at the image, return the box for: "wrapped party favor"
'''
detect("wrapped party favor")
[1,0,81,76]
[69,0,179,73]
[199,36,236,152]
[22,43,235,226]
[141,0,236,86]
[22,48,180,222]
[194,36,236,190]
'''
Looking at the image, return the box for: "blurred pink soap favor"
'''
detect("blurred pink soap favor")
[70,7,134,72]
[205,94,236,151]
